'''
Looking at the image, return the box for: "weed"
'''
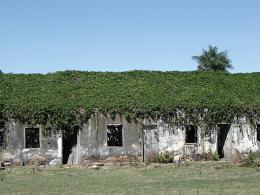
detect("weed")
[148,151,173,164]
[211,152,220,161]
[243,151,257,167]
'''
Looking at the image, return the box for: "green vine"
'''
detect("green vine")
[0,70,259,132]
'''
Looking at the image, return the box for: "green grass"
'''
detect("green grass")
[1,162,260,195]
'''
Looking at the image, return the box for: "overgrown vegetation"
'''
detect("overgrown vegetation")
[148,151,173,164]
[242,151,260,167]
[211,152,220,161]
[0,70,260,133]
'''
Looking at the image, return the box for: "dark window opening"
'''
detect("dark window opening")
[107,124,123,146]
[257,124,260,141]
[0,130,5,148]
[0,121,4,129]
[185,125,198,143]
[25,128,40,148]
[217,124,231,158]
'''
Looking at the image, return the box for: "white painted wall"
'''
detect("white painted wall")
[231,123,259,154]
[144,120,259,160]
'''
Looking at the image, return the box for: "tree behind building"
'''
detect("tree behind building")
[192,45,233,72]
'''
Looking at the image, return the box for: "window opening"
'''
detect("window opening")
[25,128,40,148]
[185,125,198,143]
[107,124,123,146]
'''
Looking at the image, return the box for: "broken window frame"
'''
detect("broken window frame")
[107,124,123,147]
[185,125,198,144]
[24,127,41,148]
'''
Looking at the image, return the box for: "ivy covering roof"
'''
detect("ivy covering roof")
[0,70,260,128]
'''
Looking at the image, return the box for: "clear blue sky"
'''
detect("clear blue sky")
[0,0,260,73]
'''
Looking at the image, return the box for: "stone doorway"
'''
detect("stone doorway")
[217,124,231,159]
[62,127,80,164]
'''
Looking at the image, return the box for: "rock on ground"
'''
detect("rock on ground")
[89,165,100,170]
[13,159,23,166]
[27,154,49,166]
[49,158,61,166]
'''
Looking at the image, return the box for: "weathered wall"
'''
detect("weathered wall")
[143,120,203,160]
[0,121,61,165]
[231,122,259,156]
[1,115,260,164]
[143,119,260,161]
[200,127,217,155]
[79,113,143,162]
[143,120,185,160]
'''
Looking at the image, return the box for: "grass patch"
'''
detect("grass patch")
[0,162,260,194]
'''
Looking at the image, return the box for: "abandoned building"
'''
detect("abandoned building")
[0,71,260,165]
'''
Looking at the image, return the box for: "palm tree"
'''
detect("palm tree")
[192,45,233,72]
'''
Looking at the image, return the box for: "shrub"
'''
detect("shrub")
[203,150,220,161]
[157,151,173,163]
[211,152,220,161]
[243,151,257,167]
[148,151,173,164]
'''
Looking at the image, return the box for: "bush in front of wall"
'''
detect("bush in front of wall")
[147,150,173,164]
[242,151,258,167]
[156,151,174,164]
[202,150,220,161]
[211,152,220,161]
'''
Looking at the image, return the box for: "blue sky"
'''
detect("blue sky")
[0,0,260,73]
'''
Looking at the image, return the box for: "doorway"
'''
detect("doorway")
[217,124,231,159]
[62,127,79,164]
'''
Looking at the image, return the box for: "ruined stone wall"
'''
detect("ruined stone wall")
[143,119,260,161]
[79,113,143,162]
[230,123,259,156]
[143,120,185,158]
[1,115,259,165]
[0,121,61,165]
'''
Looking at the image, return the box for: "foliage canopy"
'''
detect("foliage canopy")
[0,70,259,131]
[193,45,233,72]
